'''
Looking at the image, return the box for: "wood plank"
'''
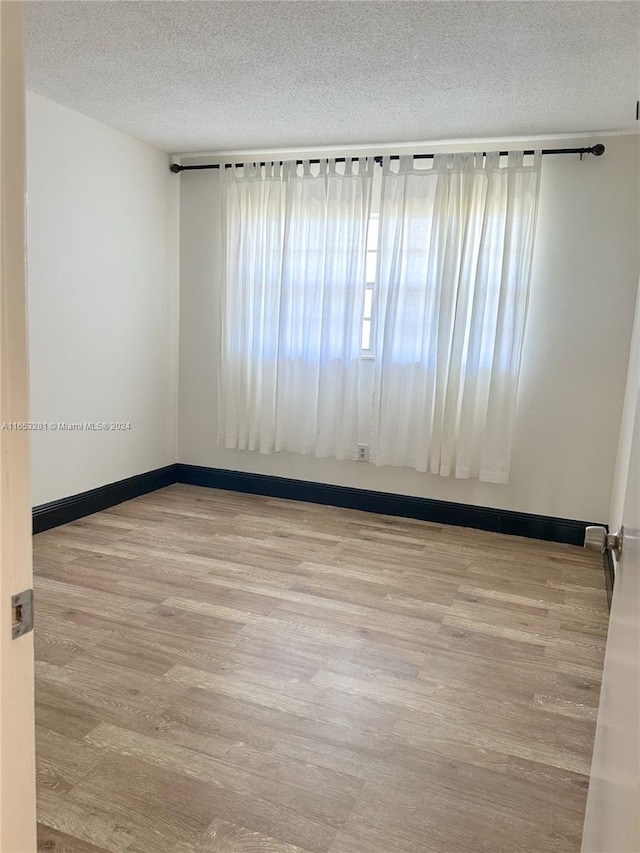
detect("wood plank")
[69,753,337,853]
[37,824,112,853]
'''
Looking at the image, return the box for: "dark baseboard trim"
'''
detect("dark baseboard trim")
[32,460,598,547]
[604,551,615,610]
[175,464,597,546]
[32,464,179,534]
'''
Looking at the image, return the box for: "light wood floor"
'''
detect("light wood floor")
[33,484,609,853]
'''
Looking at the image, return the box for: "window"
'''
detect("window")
[218,152,542,481]
[362,213,378,353]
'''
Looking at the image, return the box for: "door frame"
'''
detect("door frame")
[0,1,37,850]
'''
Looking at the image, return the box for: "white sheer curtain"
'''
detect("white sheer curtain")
[371,151,542,483]
[218,158,373,459]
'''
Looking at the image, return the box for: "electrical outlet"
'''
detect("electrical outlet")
[357,444,370,462]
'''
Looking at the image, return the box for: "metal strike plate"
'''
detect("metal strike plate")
[12,589,33,639]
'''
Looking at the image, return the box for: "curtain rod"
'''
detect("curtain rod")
[169,144,605,173]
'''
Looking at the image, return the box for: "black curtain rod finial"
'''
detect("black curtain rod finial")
[591,143,605,156]
[170,163,183,173]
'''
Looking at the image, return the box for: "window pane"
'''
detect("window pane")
[366,251,376,284]
[363,288,372,319]
[361,319,371,351]
[367,216,379,252]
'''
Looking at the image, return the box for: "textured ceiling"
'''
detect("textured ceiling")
[25,0,640,154]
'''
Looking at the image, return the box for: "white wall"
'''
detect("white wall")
[178,134,639,523]
[27,92,179,506]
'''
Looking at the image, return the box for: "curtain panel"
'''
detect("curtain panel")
[371,151,542,483]
[218,158,374,459]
